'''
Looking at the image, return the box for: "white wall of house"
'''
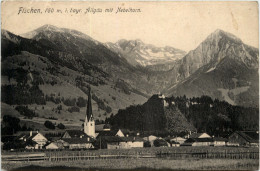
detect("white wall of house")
[107,142,120,149]
[69,143,94,149]
[213,141,226,146]
[120,141,144,149]
[32,133,48,146]
[171,143,180,147]
[192,142,211,146]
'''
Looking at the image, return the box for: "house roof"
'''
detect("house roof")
[103,124,111,129]
[16,131,45,142]
[233,131,259,143]
[185,138,213,143]
[189,133,210,139]
[213,137,228,142]
[98,136,123,143]
[62,138,94,144]
[63,130,90,138]
[95,124,105,132]
[97,129,124,137]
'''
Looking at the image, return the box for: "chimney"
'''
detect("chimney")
[30,131,32,137]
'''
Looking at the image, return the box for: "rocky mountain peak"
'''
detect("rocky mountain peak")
[21,24,93,41]
[205,29,243,45]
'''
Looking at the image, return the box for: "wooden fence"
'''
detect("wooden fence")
[2,150,258,162]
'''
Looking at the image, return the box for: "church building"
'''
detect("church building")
[84,87,96,138]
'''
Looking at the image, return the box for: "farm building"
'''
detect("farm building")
[16,131,48,149]
[62,137,95,149]
[120,137,144,149]
[189,133,211,139]
[97,136,144,149]
[182,138,213,146]
[228,131,259,147]
[49,139,70,149]
[212,137,227,146]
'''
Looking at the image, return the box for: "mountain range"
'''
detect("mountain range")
[1,24,259,131]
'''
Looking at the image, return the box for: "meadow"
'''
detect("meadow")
[2,146,259,170]
[2,158,259,170]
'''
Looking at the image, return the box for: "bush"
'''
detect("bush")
[57,123,65,129]
[63,98,76,106]
[76,97,86,107]
[68,106,80,113]
[44,120,55,129]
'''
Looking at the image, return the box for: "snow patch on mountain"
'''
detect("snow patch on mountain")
[105,39,186,67]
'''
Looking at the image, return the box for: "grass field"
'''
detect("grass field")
[2,147,259,170]
[2,158,259,170]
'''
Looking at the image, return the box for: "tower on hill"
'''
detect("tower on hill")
[84,87,95,138]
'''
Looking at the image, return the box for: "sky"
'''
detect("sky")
[1,1,259,52]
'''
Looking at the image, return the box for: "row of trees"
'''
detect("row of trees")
[44,120,65,130]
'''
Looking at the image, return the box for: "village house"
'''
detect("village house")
[97,129,125,138]
[228,131,259,147]
[97,136,144,149]
[45,142,59,150]
[212,137,227,146]
[62,130,88,139]
[62,138,95,149]
[17,131,48,149]
[170,137,186,145]
[189,133,211,139]
[46,139,70,149]
[119,137,144,149]
[164,137,181,147]
[182,138,213,146]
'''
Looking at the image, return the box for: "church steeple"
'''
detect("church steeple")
[84,86,95,138]
[86,87,93,122]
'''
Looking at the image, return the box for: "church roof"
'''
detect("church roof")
[86,87,93,122]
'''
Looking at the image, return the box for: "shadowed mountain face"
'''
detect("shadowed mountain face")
[165,30,259,107]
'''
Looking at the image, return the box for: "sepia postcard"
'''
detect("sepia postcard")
[1,1,259,170]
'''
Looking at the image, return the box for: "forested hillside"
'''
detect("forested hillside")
[108,95,258,137]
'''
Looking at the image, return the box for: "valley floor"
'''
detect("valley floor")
[2,158,259,170]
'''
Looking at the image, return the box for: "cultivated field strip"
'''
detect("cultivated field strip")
[2,147,259,162]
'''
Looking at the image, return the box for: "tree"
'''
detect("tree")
[57,123,65,129]
[2,115,22,135]
[44,120,55,129]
